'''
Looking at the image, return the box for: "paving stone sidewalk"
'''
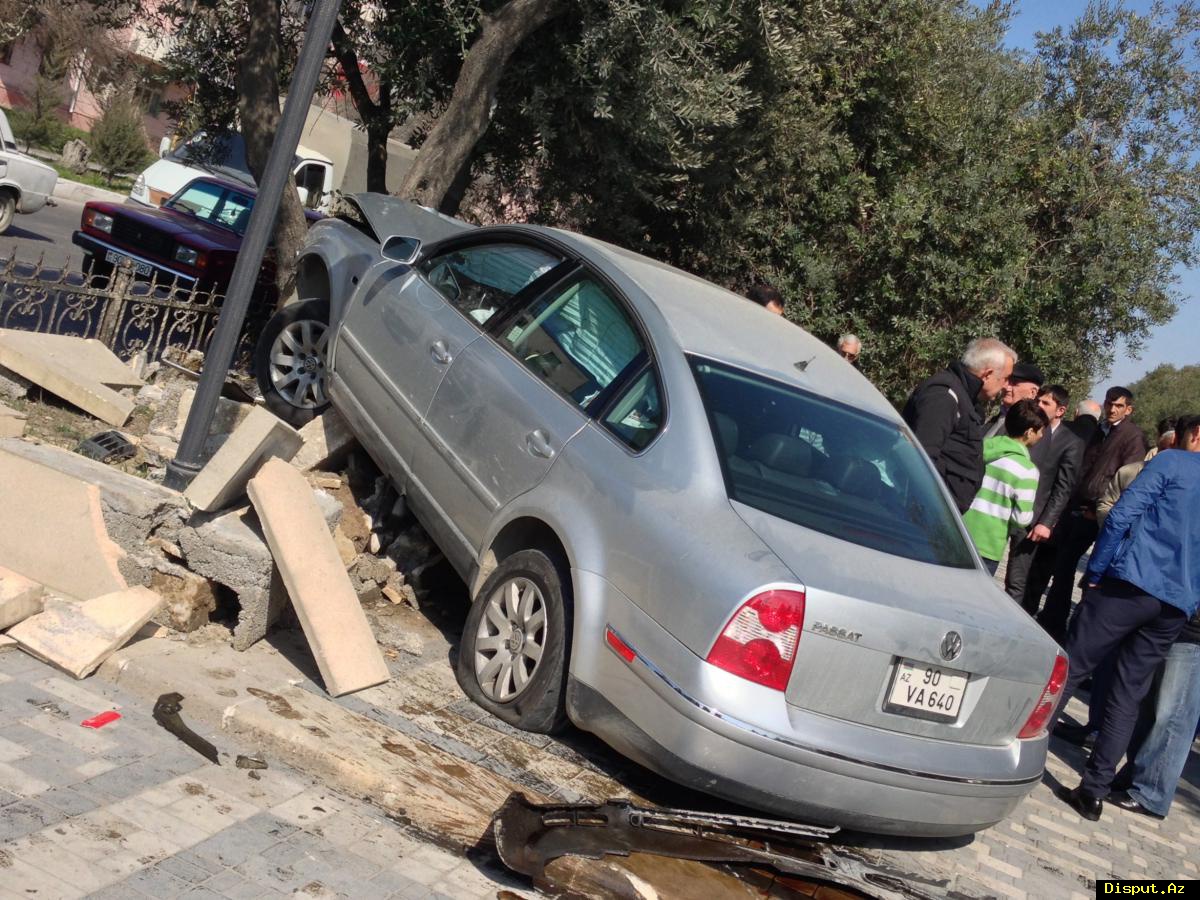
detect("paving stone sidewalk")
[0,649,525,899]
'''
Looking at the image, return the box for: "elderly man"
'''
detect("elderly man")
[747,284,785,316]
[1068,398,1103,444]
[1006,384,1084,608]
[1054,417,1200,821]
[836,334,862,366]
[902,338,1017,513]
[1037,387,1148,643]
[984,362,1044,438]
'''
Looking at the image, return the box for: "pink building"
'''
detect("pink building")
[0,11,188,148]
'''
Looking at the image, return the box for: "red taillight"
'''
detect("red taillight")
[1018,653,1069,739]
[605,627,636,663]
[705,589,805,691]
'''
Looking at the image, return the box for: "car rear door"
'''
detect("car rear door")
[414,268,652,555]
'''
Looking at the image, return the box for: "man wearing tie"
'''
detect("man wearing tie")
[1006,384,1085,610]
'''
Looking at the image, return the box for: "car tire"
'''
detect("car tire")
[0,190,15,235]
[456,549,572,734]
[254,297,331,426]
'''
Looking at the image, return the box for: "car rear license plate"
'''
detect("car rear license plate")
[105,249,152,277]
[884,658,968,722]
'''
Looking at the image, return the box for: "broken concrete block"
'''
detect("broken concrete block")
[172,387,253,444]
[0,364,31,400]
[0,634,16,652]
[0,331,134,427]
[291,409,357,471]
[149,570,218,633]
[333,525,357,569]
[248,458,389,696]
[0,448,127,601]
[128,350,149,381]
[0,331,143,388]
[8,586,162,678]
[185,406,303,512]
[0,566,45,630]
[0,401,26,438]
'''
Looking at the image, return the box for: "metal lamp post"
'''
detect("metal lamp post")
[164,0,344,490]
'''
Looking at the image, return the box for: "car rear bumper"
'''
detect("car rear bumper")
[72,232,198,285]
[567,570,1044,836]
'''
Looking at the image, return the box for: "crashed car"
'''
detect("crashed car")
[255,194,1065,837]
[0,107,58,236]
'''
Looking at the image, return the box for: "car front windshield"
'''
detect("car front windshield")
[166,182,254,235]
[692,358,974,568]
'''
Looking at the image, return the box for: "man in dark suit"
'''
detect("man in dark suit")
[1067,399,1102,444]
[1007,384,1085,609]
[984,362,1044,439]
[1036,386,1148,643]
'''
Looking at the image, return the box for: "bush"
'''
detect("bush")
[89,97,153,184]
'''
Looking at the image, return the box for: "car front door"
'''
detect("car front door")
[414,271,651,556]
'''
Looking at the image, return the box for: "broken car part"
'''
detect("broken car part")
[492,794,945,900]
[153,692,220,764]
[76,430,136,464]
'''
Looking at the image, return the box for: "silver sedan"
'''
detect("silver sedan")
[256,195,1065,837]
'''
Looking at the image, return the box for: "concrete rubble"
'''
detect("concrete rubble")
[0,565,45,630]
[185,405,303,512]
[291,408,357,471]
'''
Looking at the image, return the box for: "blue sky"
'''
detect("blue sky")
[983,0,1197,396]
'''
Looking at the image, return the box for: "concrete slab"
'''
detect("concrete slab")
[247,458,388,696]
[170,387,253,446]
[8,586,162,678]
[0,633,16,651]
[0,401,26,438]
[185,406,302,513]
[0,448,127,601]
[291,409,357,471]
[0,566,45,630]
[0,330,144,388]
[0,333,134,427]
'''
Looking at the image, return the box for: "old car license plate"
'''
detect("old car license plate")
[885,658,968,722]
[105,249,152,277]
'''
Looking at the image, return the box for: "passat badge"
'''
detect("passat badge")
[812,621,862,643]
[940,631,963,662]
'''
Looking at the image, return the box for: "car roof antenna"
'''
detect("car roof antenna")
[794,356,814,373]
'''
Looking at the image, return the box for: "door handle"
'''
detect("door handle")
[429,340,452,365]
[525,430,555,459]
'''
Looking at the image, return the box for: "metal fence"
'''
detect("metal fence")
[0,253,270,369]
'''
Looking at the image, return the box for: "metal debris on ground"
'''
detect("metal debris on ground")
[492,793,945,900]
[153,691,220,764]
[80,710,121,729]
[27,698,69,719]
[235,754,268,770]
[76,430,136,464]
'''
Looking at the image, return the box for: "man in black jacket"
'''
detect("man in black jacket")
[1006,384,1085,608]
[902,338,1017,513]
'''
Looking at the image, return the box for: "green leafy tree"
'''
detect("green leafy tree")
[1127,364,1200,436]
[89,95,152,183]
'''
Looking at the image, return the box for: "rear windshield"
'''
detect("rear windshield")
[692,358,974,568]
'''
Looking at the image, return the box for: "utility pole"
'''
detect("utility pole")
[164,0,343,490]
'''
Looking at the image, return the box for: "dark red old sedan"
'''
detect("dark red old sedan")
[71,176,319,298]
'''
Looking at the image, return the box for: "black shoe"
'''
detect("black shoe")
[1055,785,1102,821]
[1108,791,1166,820]
[1052,722,1096,747]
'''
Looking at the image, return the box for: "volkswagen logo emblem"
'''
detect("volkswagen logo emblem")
[940,631,963,661]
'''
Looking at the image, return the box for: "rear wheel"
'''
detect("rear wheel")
[0,190,15,235]
[254,298,331,426]
[456,549,572,733]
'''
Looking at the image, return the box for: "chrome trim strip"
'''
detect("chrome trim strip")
[605,625,1041,788]
[83,236,197,283]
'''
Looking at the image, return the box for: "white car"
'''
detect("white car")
[130,131,334,213]
[0,108,58,235]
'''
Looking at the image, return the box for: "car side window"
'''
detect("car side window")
[417,243,560,326]
[501,278,645,410]
[602,368,663,450]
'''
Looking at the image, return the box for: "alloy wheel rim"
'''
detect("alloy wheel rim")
[474,576,547,702]
[268,317,329,409]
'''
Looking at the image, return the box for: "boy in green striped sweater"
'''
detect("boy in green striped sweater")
[963,399,1049,575]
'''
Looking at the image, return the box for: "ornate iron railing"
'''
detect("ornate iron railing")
[0,252,271,368]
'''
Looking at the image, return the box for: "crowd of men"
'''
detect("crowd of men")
[902,337,1199,825]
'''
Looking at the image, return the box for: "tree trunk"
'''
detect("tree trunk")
[237,0,308,307]
[331,21,392,193]
[397,0,563,208]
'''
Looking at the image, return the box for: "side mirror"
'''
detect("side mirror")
[381,235,421,264]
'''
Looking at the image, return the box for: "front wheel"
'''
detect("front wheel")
[456,549,572,734]
[0,191,15,235]
[254,298,331,426]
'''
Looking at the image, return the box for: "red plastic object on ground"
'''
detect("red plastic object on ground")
[81,711,121,729]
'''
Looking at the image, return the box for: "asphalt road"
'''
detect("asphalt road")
[1,196,87,272]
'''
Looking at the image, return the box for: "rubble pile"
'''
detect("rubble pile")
[0,332,443,697]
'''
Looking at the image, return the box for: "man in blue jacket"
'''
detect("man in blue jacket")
[1053,419,1200,821]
